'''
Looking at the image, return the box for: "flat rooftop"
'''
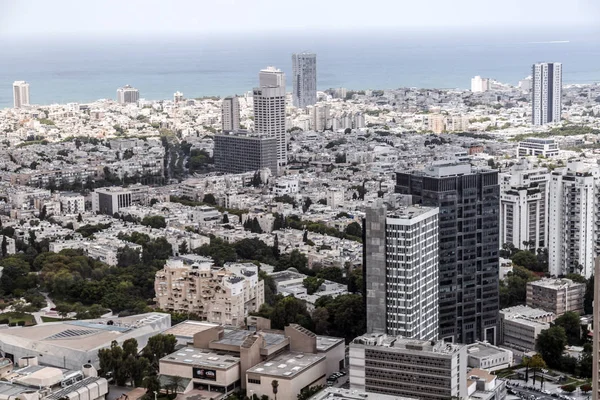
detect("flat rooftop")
[466,343,510,358]
[506,317,550,329]
[309,387,416,400]
[162,321,220,339]
[270,270,306,283]
[352,334,464,355]
[161,347,240,370]
[387,205,437,220]
[500,305,555,319]
[247,352,325,378]
[529,278,583,289]
[214,329,287,348]
[316,336,344,352]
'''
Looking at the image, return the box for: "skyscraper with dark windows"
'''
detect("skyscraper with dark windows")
[395,162,500,345]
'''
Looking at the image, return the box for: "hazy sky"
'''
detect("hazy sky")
[1,0,599,38]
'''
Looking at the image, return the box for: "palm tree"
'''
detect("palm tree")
[168,375,186,394]
[271,380,279,400]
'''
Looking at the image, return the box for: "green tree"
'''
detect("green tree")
[276,250,310,275]
[203,193,216,205]
[344,221,362,238]
[511,250,538,270]
[142,375,161,397]
[141,216,167,229]
[263,296,312,330]
[272,380,279,400]
[141,334,177,367]
[312,308,330,335]
[499,265,538,308]
[303,277,324,295]
[536,326,568,368]
[222,213,229,224]
[553,311,582,345]
[347,268,363,294]
[117,246,142,267]
[39,205,47,220]
[1,236,7,257]
[298,385,324,400]
[317,267,346,284]
[561,384,576,393]
[302,198,313,213]
[584,275,594,314]
[178,241,188,255]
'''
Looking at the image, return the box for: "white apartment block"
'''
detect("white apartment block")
[117,85,140,104]
[254,66,287,166]
[532,62,562,126]
[517,138,559,157]
[292,52,317,108]
[272,179,299,196]
[326,188,344,209]
[471,76,490,93]
[499,160,550,250]
[308,104,330,132]
[350,334,467,400]
[59,193,85,215]
[13,81,30,108]
[549,162,599,278]
[92,185,150,215]
[222,96,240,132]
[154,258,265,327]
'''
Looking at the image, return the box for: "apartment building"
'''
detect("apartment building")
[154,257,264,327]
[58,192,85,214]
[213,131,278,175]
[349,334,468,400]
[499,159,550,250]
[517,138,559,157]
[526,278,585,316]
[91,185,150,215]
[532,62,562,126]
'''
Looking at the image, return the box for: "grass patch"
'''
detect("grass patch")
[0,312,36,326]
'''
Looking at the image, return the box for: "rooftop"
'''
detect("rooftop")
[316,336,344,352]
[386,205,438,220]
[161,347,240,370]
[529,278,584,289]
[247,352,325,378]
[162,320,220,339]
[500,305,555,319]
[352,334,464,355]
[213,329,287,348]
[309,387,416,400]
[466,342,511,359]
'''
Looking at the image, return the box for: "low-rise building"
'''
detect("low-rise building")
[466,342,513,372]
[517,138,559,157]
[527,278,585,316]
[499,306,555,353]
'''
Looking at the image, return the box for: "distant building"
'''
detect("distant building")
[517,138,559,157]
[174,91,184,102]
[154,257,264,327]
[549,162,599,278]
[326,188,344,209]
[532,62,562,125]
[213,130,278,175]
[364,200,439,340]
[292,52,317,108]
[428,114,446,134]
[91,185,150,215]
[466,341,513,372]
[350,334,468,400]
[527,278,585,316]
[272,178,299,196]
[13,81,30,108]
[222,96,240,132]
[499,160,550,250]
[58,192,85,215]
[471,76,490,93]
[309,104,330,131]
[499,305,555,353]
[116,85,139,104]
[254,66,287,166]
[396,162,500,344]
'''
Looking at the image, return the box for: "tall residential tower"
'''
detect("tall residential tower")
[117,85,140,104]
[532,62,562,125]
[13,81,30,108]
[254,66,287,166]
[222,96,240,132]
[395,162,500,344]
[365,199,439,340]
[292,52,317,108]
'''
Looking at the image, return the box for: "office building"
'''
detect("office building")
[592,259,600,400]
[526,278,585,316]
[254,66,287,165]
[91,185,150,215]
[466,342,513,372]
[349,334,468,400]
[548,161,599,278]
[471,76,490,93]
[213,130,278,175]
[517,138,559,157]
[116,85,139,104]
[154,257,264,327]
[499,306,554,353]
[499,160,550,250]
[292,52,317,108]
[396,162,500,344]
[365,200,439,340]
[222,96,241,132]
[532,62,562,125]
[13,81,30,108]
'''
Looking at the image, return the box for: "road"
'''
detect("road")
[31,292,57,324]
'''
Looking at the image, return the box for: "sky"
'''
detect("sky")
[1,0,599,39]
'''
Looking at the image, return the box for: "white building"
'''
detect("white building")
[222,96,240,132]
[272,179,299,196]
[365,201,439,341]
[254,66,287,165]
[499,160,550,250]
[174,91,184,102]
[326,188,344,209]
[116,85,140,104]
[549,161,599,278]
[471,76,490,93]
[466,342,513,372]
[309,104,330,132]
[350,334,468,400]
[517,138,559,157]
[59,193,85,215]
[13,81,30,108]
[292,52,317,108]
[532,62,562,125]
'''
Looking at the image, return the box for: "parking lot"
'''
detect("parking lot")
[506,379,591,400]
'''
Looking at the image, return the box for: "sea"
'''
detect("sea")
[0,27,599,109]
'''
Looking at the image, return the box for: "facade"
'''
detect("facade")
[466,342,513,372]
[395,162,500,344]
[174,91,184,102]
[254,66,287,166]
[91,185,150,215]
[116,85,139,104]
[471,76,490,93]
[292,52,317,108]
[532,62,562,125]
[499,160,550,250]
[154,258,264,327]
[499,306,555,353]
[548,162,599,278]
[309,104,330,131]
[213,131,278,175]
[349,334,468,400]
[59,193,85,215]
[326,188,344,209]
[222,96,241,132]
[517,138,559,157]
[364,201,439,340]
[13,81,30,108]
[592,259,600,400]
[526,278,585,316]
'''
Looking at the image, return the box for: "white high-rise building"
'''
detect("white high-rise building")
[254,66,287,166]
[292,52,317,108]
[471,76,490,93]
[309,103,330,132]
[173,91,184,103]
[221,96,240,132]
[499,159,550,251]
[117,85,140,104]
[13,81,30,108]
[549,161,599,278]
[532,62,562,126]
[365,200,439,340]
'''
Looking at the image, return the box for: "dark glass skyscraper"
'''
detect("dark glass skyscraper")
[395,162,500,344]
